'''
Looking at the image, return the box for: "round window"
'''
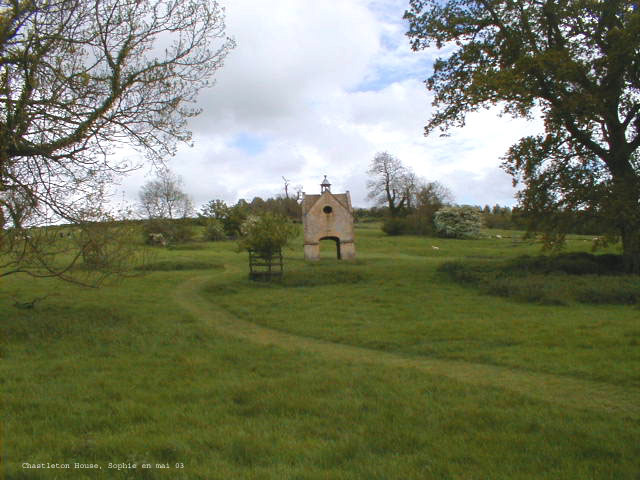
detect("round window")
[323,205,333,214]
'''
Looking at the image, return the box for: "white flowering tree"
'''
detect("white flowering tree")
[434,206,482,239]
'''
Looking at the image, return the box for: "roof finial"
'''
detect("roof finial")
[321,175,331,193]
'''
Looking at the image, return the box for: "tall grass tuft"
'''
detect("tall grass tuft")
[135,260,224,271]
[438,253,639,305]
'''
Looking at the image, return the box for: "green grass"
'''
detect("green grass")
[208,237,639,388]
[438,252,639,305]
[2,226,639,479]
[134,259,224,271]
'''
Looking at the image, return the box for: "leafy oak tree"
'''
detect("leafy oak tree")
[405,0,640,272]
[0,0,234,282]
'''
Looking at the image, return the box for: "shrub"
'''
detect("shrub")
[575,282,639,305]
[404,212,438,236]
[595,254,625,273]
[438,253,637,305]
[222,203,250,238]
[142,218,195,246]
[434,206,482,239]
[135,260,223,271]
[503,252,627,276]
[237,213,298,258]
[76,221,139,273]
[80,235,110,269]
[552,253,600,275]
[382,217,408,236]
[171,221,196,244]
[487,275,570,305]
[382,214,438,236]
[204,219,226,241]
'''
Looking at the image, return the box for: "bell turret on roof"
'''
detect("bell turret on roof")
[320,175,331,193]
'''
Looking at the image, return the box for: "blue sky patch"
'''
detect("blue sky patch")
[351,60,431,93]
[231,132,268,155]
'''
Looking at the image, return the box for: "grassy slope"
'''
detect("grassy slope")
[212,226,640,388]
[1,226,639,479]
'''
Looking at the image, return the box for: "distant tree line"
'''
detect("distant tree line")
[365,151,487,238]
[137,171,302,245]
[365,151,456,236]
[481,204,609,235]
[198,195,301,242]
[355,201,610,237]
[365,152,610,238]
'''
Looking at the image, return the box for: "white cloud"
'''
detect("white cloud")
[191,0,381,132]
[115,0,541,211]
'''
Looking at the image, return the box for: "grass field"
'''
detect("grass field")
[2,224,639,479]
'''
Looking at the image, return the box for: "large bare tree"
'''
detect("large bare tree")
[0,0,234,281]
[139,169,193,219]
[367,152,413,217]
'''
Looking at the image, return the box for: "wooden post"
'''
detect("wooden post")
[248,249,283,281]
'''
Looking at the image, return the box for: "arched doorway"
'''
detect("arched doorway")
[319,236,341,259]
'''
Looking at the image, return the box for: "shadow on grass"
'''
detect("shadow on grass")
[203,262,369,296]
[166,243,209,251]
[135,260,225,272]
[280,263,367,287]
[438,253,639,305]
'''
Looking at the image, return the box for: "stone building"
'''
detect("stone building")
[302,176,356,260]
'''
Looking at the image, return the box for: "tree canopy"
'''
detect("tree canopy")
[139,169,193,220]
[237,213,298,258]
[405,0,640,272]
[367,151,414,217]
[0,0,234,281]
[434,205,482,239]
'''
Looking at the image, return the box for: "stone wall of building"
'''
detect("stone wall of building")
[302,190,355,260]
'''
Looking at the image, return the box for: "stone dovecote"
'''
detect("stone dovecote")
[302,177,356,260]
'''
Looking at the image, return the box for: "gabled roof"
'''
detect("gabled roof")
[302,191,352,216]
[302,194,321,213]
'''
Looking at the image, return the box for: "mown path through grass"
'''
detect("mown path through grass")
[175,274,640,418]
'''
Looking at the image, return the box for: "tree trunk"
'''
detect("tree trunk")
[621,226,640,274]
[386,187,399,218]
[608,150,640,274]
[611,169,640,274]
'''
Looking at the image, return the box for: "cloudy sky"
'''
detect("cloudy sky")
[119,0,541,210]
